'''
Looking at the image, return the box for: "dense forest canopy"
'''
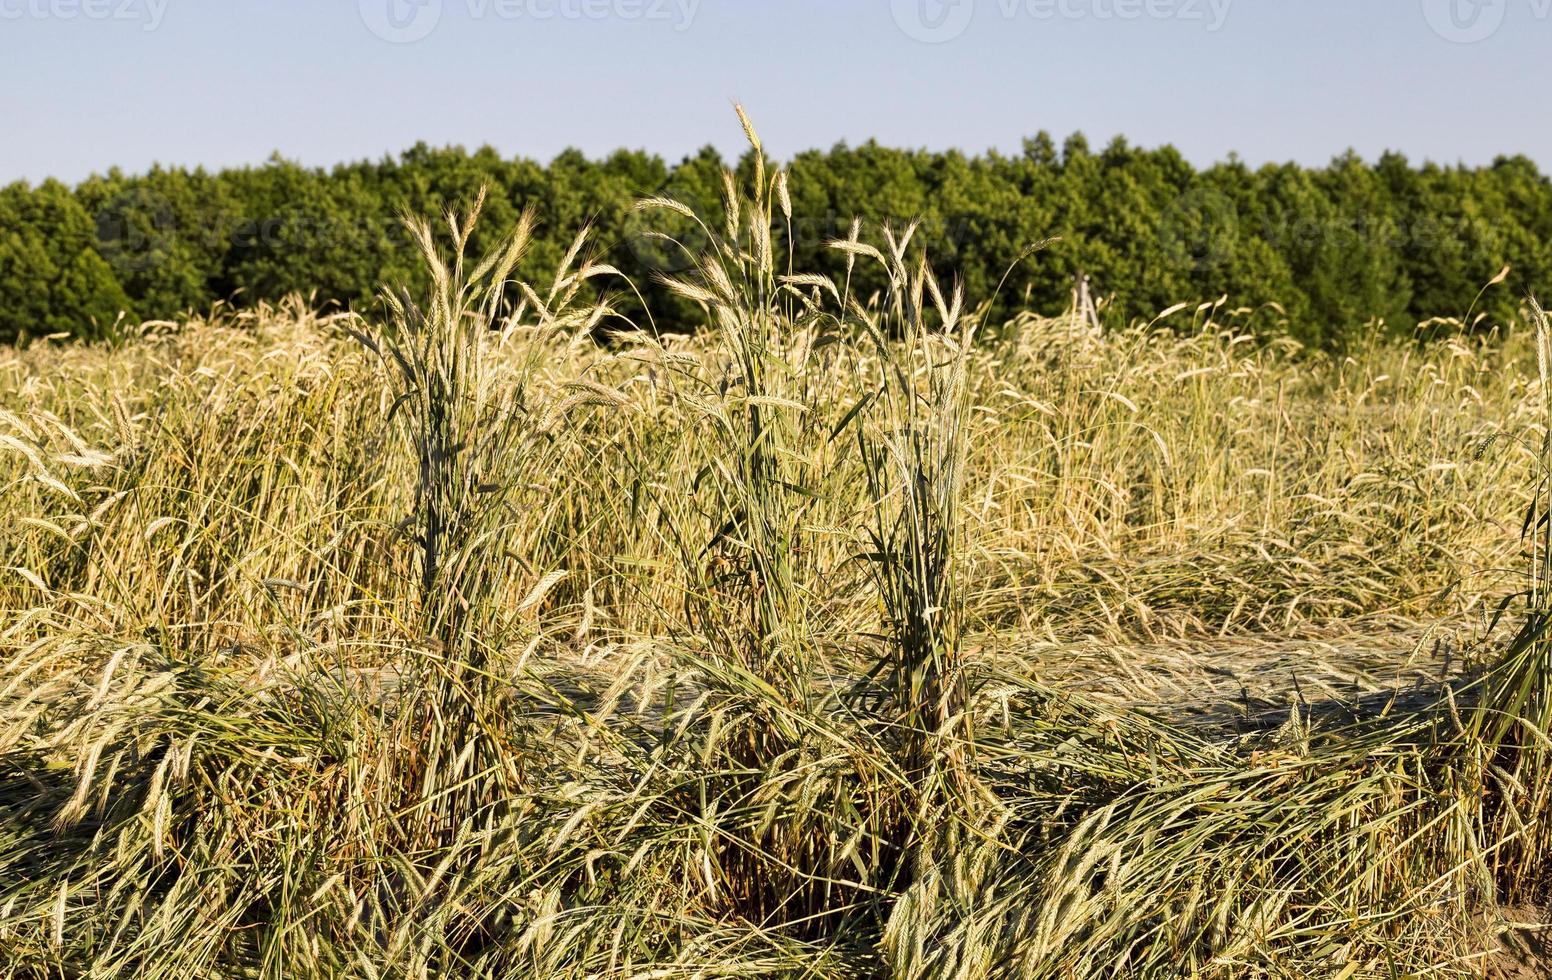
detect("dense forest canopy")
[2,134,1548,347]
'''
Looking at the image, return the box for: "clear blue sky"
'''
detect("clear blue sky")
[3,0,1549,184]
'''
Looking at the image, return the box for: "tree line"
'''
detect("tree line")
[2,133,1548,347]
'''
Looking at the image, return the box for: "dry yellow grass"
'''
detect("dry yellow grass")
[0,300,1535,656]
[2,123,1550,978]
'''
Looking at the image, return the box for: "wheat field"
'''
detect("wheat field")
[4,119,1552,978]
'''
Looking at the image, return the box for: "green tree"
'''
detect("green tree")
[77,166,241,321]
[0,180,131,343]
[4,135,1550,350]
